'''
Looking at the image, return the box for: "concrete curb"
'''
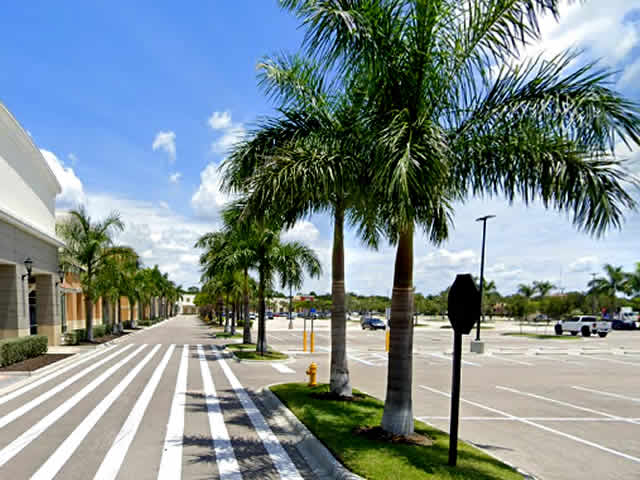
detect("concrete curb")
[258,385,363,480]
[226,349,294,365]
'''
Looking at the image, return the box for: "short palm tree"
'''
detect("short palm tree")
[589,264,626,312]
[56,207,124,341]
[533,281,556,298]
[282,0,640,435]
[517,284,535,299]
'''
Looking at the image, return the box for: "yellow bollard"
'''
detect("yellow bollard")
[310,332,315,353]
[385,330,390,352]
[306,362,318,386]
[303,331,307,352]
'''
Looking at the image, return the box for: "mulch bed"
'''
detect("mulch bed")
[80,331,130,345]
[354,426,434,447]
[0,354,73,372]
[310,391,366,402]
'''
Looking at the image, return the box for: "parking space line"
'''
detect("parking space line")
[269,334,284,341]
[572,386,640,404]
[0,345,147,469]
[419,385,640,464]
[496,386,639,425]
[272,363,295,374]
[417,416,640,422]
[487,355,534,366]
[581,356,640,367]
[348,354,376,366]
[31,345,163,480]
[429,353,480,367]
[94,345,176,480]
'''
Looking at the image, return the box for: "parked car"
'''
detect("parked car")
[555,316,610,337]
[249,313,256,320]
[266,311,274,319]
[611,318,638,330]
[361,317,386,330]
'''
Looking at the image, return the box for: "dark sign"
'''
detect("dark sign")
[447,274,480,335]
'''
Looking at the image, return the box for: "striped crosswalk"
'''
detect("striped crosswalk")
[0,343,309,479]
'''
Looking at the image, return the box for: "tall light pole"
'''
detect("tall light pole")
[474,215,495,346]
[590,272,598,314]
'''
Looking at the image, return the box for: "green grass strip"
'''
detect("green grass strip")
[227,343,288,360]
[271,383,523,480]
[501,333,581,340]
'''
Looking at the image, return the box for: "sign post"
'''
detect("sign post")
[447,274,480,467]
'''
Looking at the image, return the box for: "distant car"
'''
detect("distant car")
[611,319,638,330]
[266,311,274,319]
[249,313,256,320]
[534,314,549,323]
[361,317,386,330]
[555,316,610,337]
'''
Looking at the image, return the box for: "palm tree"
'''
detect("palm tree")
[517,284,535,299]
[533,281,556,298]
[589,264,626,313]
[625,263,640,299]
[223,55,373,396]
[57,207,124,341]
[281,0,640,436]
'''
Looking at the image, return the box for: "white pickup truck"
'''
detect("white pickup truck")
[554,315,610,337]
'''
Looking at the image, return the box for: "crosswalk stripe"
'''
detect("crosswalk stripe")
[0,345,118,407]
[197,345,241,480]
[93,345,176,480]
[0,345,147,469]
[0,344,134,430]
[31,345,163,480]
[158,344,189,480]
[211,346,303,480]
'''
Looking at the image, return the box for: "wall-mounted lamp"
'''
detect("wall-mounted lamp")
[56,267,65,286]
[22,258,33,282]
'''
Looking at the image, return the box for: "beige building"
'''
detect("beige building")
[0,102,65,346]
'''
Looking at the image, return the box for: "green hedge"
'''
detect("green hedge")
[0,336,48,367]
[93,325,106,338]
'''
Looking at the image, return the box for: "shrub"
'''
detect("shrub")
[237,319,254,328]
[123,321,132,329]
[138,319,151,327]
[74,329,87,342]
[93,325,106,338]
[104,323,113,335]
[0,335,48,367]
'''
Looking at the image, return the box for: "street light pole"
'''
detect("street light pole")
[474,215,495,343]
[590,272,597,314]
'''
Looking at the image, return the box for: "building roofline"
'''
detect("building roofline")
[0,205,64,248]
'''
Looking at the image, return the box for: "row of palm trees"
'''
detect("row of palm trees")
[196,205,322,353]
[589,263,640,311]
[215,1,640,437]
[56,207,182,341]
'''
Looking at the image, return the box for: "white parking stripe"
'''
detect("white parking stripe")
[581,356,640,367]
[31,345,162,480]
[271,363,295,374]
[572,386,640,404]
[93,345,176,480]
[0,345,133,430]
[197,345,242,480]
[0,345,118,407]
[417,416,640,422]
[158,344,189,480]
[488,354,534,366]
[212,346,303,480]
[496,386,640,425]
[419,385,640,464]
[0,345,146,468]
[348,354,376,366]
[428,353,480,367]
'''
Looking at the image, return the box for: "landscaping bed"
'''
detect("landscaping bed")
[271,383,523,480]
[214,331,243,339]
[226,343,288,361]
[0,353,73,372]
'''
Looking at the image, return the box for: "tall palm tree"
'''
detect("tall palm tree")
[625,263,640,299]
[589,264,626,312]
[57,207,124,341]
[224,55,373,396]
[533,281,556,298]
[281,0,640,435]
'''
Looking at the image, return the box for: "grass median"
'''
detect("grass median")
[502,332,581,340]
[226,343,288,361]
[214,331,243,339]
[271,383,523,480]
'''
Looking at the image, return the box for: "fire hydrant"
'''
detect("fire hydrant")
[306,362,317,387]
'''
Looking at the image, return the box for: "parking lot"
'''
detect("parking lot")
[257,318,640,480]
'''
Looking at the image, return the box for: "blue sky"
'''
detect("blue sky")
[2,1,640,296]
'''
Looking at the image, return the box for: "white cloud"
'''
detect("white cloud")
[211,126,246,154]
[619,58,640,90]
[40,149,86,208]
[67,153,78,166]
[208,111,232,130]
[169,172,182,184]
[568,256,599,273]
[282,221,321,244]
[152,131,176,162]
[191,162,234,219]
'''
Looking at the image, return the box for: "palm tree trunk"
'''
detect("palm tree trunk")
[330,205,352,397]
[218,296,224,326]
[381,226,415,436]
[85,296,94,342]
[231,302,237,335]
[224,299,230,333]
[288,284,294,330]
[256,266,267,355]
[243,269,252,344]
[130,299,136,328]
[117,297,123,333]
